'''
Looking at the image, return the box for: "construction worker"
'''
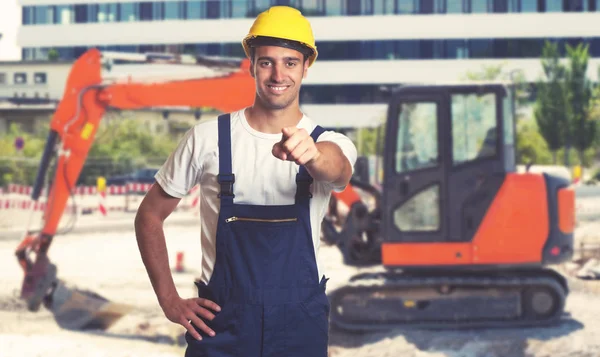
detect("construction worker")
[134,5,357,357]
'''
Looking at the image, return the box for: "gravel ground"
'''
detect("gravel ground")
[1,213,600,357]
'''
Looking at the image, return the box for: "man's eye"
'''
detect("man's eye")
[287,62,297,67]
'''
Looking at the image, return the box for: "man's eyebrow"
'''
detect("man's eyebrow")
[256,56,301,62]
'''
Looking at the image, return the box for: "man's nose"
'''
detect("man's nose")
[270,64,284,83]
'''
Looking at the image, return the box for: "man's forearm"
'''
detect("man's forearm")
[134,212,179,308]
[305,141,352,187]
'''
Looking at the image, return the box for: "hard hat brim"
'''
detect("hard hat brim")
[242,35,318,67]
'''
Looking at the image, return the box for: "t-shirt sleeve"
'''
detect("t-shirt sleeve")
[316,130,358,192]
[155,125,203,199]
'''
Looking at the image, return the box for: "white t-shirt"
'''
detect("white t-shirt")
[155,108,358,284]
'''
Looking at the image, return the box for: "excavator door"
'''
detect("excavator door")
[381,84,514,266]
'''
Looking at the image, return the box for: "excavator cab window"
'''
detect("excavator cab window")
[395,101,439,173]
[382,84,512,244]
[451,92,497,164]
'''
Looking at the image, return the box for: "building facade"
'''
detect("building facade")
[5,0,600,124]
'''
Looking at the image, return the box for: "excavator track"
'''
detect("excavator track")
[328,268,569,331]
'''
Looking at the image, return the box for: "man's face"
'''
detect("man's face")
[251,45,308,110]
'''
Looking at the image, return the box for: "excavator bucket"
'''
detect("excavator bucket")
[45,280,133,330]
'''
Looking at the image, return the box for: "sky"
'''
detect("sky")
[0,0,21,60]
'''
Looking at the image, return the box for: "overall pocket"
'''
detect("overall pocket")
[185,302,243,357]
[284,280,330,357]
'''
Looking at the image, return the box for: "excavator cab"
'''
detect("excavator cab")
[326,83,575,331]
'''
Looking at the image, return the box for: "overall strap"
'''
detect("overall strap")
[295,125,326,203]
[217,114,235,204]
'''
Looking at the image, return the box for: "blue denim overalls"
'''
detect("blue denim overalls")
[184,114,330,357]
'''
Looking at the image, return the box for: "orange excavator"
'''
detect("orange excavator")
[16,48,575,332]
[14,48,256,330]
[324,84,576,330]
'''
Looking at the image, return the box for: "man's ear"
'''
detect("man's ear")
[303,60,309,79]
[249,59,256,78]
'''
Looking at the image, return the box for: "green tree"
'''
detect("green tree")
[463,64,530,108]
[47,48,59,61]
[78,116,180,185]
[534,41,568,164]
[516,119,553,165]
[0,123,47,186]
[565,42,596,169]
[0,115,183,187]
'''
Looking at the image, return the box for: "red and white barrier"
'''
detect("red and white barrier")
[0,182,200,214]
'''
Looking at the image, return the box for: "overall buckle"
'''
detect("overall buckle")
[218,173,235,198]
[295,176,313,199]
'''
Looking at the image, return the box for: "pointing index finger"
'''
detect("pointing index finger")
[282,126,298,139]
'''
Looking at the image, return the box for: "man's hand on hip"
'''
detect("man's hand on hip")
[272,127,321,165]
[161,295,221,340]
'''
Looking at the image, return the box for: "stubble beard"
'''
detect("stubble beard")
[258,88,298,111]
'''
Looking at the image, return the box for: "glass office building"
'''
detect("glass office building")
[15,0,600,106]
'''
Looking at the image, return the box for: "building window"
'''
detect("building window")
[470,39,493,57]
[140,2,153,20]
[398,0,418,13]
[165,1,184,19]
[0,73,6,84]
[74,4,88,23]
[206,0,221,18]
[397,40,420,58]
[565,0,586,11]
[373,0,396,13]
[447,39,469,58]
[231,0,249,17]
[97,4,118,22]
[446,0,465,12]
[35,6,53,24]
[34,73,47,84]
[55,5,74,24]
[325,0,344,15]
[545,0,562,11]
[470,0,490,12]
[302,0,326,15]
[21,36,600,64]
[153,2,165,20]
[252,0,271,14]
[520,0,538,11]
[120,3,138,21]
[14,73,27,85]
[22,6,34,25]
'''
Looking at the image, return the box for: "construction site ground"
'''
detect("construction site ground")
[1,202,600,357]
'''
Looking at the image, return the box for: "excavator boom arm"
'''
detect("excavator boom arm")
[42,48,255,237]
[17,48,256,317]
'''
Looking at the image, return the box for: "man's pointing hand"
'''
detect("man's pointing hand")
[272,127,321,166]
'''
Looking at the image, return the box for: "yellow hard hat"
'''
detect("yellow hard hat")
[242,6,318,67]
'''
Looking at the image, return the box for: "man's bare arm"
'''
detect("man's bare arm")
[134,183,181,307]
[305,141,353,187]
[135,183,221,340]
